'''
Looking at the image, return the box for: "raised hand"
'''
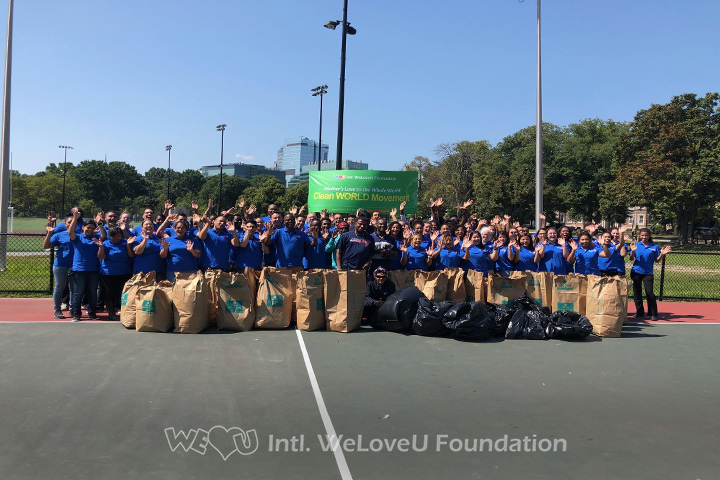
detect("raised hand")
[570,239,579,251]
[558,237,566,246]
[226,221,236,232]
[73,209,82,220]
[246,205,257,216]
[191,200,199,211]
[222,207,237,216]
[207,198,214,209]
[462,239,472,250]
[586,223,597,235]
[400,244,408,253]
[186,240,195,251]
[513,221,520,228]
[289,205,298,215]
[92,237,103,246]
[630,242,638,253]
[298,205,306,215]
[428,198,436,208]
[46,210,57,223]
[192,213,201,225]
[94,211,104,223]
[127,236,137,244]
[237,197,246,209]
[321,208,329,218]
[661,245,672,255]
[436,198,444,207]
[389,207,397,219]
[321,229,330,241]
[399,201,406,211]
[45,219,55,233]
[159,238,169,250]
[478,219,488,227]
[426,246,434,256]
[535,243,545,255]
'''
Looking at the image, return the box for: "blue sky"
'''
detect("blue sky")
[3,0,719,175]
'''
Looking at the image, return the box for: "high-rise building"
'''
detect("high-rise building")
[287,159,369,186]
[200,162,285,183]
[276,136,329,178]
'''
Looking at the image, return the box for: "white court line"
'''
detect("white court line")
[295,329,353,480]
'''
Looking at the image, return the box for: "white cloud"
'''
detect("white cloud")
[234,154,255,161]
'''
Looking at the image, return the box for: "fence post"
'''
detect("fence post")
[658,255,666,302]
[49,245,54,294]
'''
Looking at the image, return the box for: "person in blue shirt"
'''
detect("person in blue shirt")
[234,219,267,270]
[598,230,628,276]
[462,231,494,276]
[67,209,105,322]
[165,220,201,282]
[607,227,629,275]
[369,218,399,272]
[129,220,169,278]
[303,220,328,269]
[489,231,514,276]
[430,234,468,269]
[43,214,75,319]
[261,212,283,268]
[197,215,242,271]
[97,226,134,321]
[325,221,350,269]
[568,232,602,276]
[508,233,541,271]
[538,228,571,275]
[387,221,405,271]
[261,204,278,224]
[629,228,671,320]
[264,213,316,268]
[400,234,433,271]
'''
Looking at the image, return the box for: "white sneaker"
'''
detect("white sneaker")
[60,303,68,311]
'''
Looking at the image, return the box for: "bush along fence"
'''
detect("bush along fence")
[0,234,719,301]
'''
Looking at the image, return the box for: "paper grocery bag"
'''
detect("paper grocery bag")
[464,269,487,303]
[523,271,553,308]
[120,271,156,329]
[204,269,222,326]
[585,275,628,337]
[171,271,209,334]
[296,270,326,331]
[389,270,416,292]
[255,267,294,329]
[552,274,588,315]
[216,271,256,332]
[445,267,466,303]
[487,272,526,306]
[414,270,449,302]
[323,269,365,332]
[135,281,174,333]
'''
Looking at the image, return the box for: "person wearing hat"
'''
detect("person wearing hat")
[325,221,349,269]
[363,267,396,323]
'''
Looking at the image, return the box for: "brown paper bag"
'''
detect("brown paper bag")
[172,271,209,334]
[464,270,487,303]
[486,272,526,306]
[216,271,256,331]
[388,270,416,292]
[445,267,466,303]
[323,269,365,332]
[135,281,174,333]
[255,267,294,329]
[296,270,326,331]
[120,271,156,329]
[414,270,449,302]
[523,271,553,308]
[552,274,588,315]
[585,275,628,337]
[204,269,222,326]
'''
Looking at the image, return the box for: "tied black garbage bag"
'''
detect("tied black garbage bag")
[546,311,593,340]
[442,302,492,341]
[505,296,551,340]
[412,298,453,336]
[373,287,426,333]
[485,303,515,337]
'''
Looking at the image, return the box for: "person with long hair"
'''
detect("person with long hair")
[598,228,628,276]
[508,232,542,271]
[430,233,469,269]
[97,226,134,320]
[387,221,405,271]
[165,220,201,282]
[567,231,601,276]
[461,231,494,276]
[489,231,513,276]
[129,219,169,279]
[400,234,433,271]
[629,228,671,320]
[538,227,571,275]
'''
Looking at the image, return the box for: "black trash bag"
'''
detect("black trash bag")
[485,303,515,336]
[546,311,593,340]
[442,302,492,341]
[412,298,453,336]
[373,287,426,333]
[506,297,550,340]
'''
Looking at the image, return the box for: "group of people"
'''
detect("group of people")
[45,196,671,322]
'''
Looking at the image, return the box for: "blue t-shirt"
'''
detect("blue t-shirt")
[632,242,660,275]
[463,244,493,275]
[100,239,132,276]
[50,231,74,268]
[133,236,166,274]
[303,236,328,269]
[495,246,513,272]
[71,235,101,272]
[235,232,264,270]
[438,247,463,269]
[513,246,538,272]
[54,221,84,235]
[404,246,429,271]
[166,236,200,273]
[271,228,312,268]
[336,231,375,270]
[201,228,234,270]
[539,243,569,275]
[574,245,601,276]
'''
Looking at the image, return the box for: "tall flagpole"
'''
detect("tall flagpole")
[0,0,14,271]
[535,0,543,231]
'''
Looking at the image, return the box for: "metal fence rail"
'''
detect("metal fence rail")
[0,233,53,294]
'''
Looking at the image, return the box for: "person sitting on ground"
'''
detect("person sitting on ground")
[362,267,396,324]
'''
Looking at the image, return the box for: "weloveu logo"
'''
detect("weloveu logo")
[334,175,346,179]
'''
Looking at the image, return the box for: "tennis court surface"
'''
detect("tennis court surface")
[0,300,719,479]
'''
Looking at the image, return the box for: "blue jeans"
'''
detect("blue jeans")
[53,266,72,311]
[72,271,99,318]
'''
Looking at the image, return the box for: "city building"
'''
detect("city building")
[276,136,329,184]
[200,162,285,183]
[287,159,369,186]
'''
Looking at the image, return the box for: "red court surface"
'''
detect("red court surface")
[1,297,719,324]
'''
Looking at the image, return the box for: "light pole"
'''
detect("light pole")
[311,85,328,170]
[325,0,356,170]
[0,0,14,272]
[535,0,543,231]
[58,145,73,215]
[165,145,172,201]
[216,124,226,216]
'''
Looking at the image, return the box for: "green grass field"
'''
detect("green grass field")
[0,254,52,294]
[9,217,49,233]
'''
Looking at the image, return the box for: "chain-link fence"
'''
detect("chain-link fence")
[640,252,720,301]
[0,233,53,294]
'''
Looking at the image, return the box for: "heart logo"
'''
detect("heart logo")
[206,426,244,460]
[233,429,259,455]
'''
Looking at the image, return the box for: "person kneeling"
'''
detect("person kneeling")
[362,267,396,324]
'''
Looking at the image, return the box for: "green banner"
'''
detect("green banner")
[308,170,418,214]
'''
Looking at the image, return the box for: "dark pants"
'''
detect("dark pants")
[72,271,99,318]
[631,271,657,316]
[100,274,132,317]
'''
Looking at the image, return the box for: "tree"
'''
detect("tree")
[10,174,80,217]
[197,174,252,211]
[279,183,309,213]
[70,160,148,211]
[434,141,490,213]
[612,93,720,242]
[240,175,286,213]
